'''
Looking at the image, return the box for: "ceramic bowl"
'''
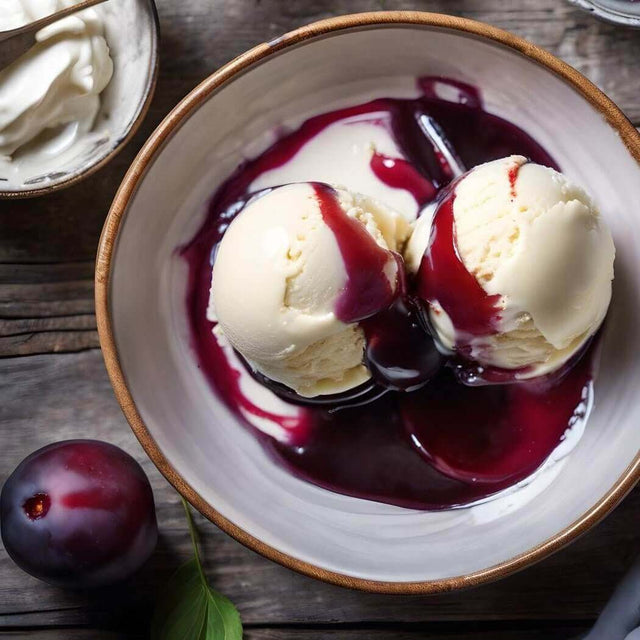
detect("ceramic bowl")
[96,12,640,592]
[568,0,640,27]
[0,0,159,198]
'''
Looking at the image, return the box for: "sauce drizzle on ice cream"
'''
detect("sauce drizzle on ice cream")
[312,183,397,323]
[182,77,599,510]
[418,189,503,339]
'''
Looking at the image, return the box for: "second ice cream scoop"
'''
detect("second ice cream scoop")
[409,155,615,379]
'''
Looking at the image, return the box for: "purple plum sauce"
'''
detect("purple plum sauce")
[370,151,437,203]
[1,440,157,587]
[312,182,397,323]
[417,187,503,340]
[181,77,595,509]
[270,359,592,508]
[362,294,444,392]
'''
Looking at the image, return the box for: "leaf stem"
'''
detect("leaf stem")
[181,497,208,588]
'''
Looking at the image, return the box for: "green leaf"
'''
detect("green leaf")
[151,501,243,640]
[202,585,243,639]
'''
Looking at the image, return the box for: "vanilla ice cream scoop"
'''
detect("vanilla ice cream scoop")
[210,182,410,397]
[411,156,615,378]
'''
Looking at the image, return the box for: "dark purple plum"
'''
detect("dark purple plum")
[1,440,157,588]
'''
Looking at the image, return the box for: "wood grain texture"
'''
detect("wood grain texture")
[0,627,593,640]
[0,627,591,640]
[1,0,639,638]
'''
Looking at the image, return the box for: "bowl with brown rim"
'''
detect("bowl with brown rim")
[96,12,640,592]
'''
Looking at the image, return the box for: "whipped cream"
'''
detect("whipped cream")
[0,0,113,158]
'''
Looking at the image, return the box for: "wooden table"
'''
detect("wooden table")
[1,1,639,638]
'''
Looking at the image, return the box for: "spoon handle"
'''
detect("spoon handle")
[0,0,108,43]
[417,114,466,179]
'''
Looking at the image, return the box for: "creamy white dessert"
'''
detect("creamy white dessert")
[209,182,410,397]
[409,155,615,376]
[0,0,113,158]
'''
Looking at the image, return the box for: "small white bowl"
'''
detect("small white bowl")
[0,0,159,199]
[97,12,640,592]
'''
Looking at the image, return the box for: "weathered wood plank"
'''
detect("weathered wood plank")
[245,629,588,640]
[0,264,95,355]
[0,315,96,336]
[0,329,99,357]
[0,625,589,640]
[0,316,98,357]
[0,350,638,629]
[0,263,94,285]
[0,633,142,640]
[0,282,94,319]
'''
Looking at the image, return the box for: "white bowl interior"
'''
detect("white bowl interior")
[110,25,640,583]
[0,0,157,194]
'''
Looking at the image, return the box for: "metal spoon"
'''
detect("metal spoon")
[0,0,109,71]
[414,113,467,222]
[416,114,466,182]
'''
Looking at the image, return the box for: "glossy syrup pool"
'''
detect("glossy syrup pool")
[182,77,596,510]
